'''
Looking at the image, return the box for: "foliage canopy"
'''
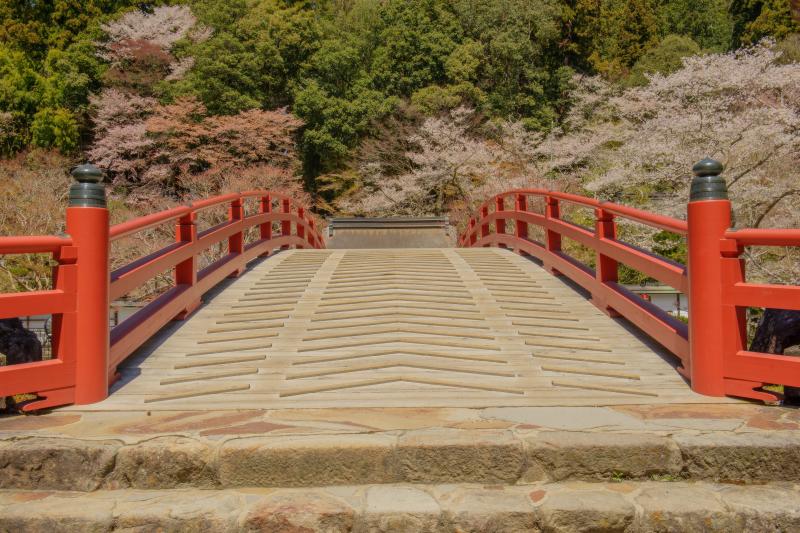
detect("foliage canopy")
[0,0,798,187]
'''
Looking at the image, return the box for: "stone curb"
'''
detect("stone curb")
[1,429,800,491]
[1,481,799,532]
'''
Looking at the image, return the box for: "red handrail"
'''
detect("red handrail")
[460,187,800,402]
[191,192,241,212]
[110,206,191,241]
[460,190,690,367]
[107,191,324,374]
[0,189,324,411]
[0,235,78,410]
[0,236,73,254]
[724,228,800,247]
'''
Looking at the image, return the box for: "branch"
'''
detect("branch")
[754,189,800,228]
[727,142,787,188]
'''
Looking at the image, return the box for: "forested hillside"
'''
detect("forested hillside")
[1,0,799,288]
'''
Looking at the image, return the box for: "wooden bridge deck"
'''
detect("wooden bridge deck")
[85,248,733,410]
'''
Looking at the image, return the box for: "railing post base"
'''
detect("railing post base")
[19,386,76,412]
[175,299,201,320]
[595,304,622,318]
[543,263,563,277]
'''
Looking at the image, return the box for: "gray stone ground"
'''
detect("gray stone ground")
[2,481,800,532]
[2,404,800,531]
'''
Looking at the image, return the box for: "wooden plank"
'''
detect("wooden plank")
[81,248,726,411]
[145,383,252,403]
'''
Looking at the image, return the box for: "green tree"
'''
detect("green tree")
[293,80,397,176]
[0,1,146,155]
[173,32,264,113]
[174,0,321,112]
[626,34,701,86]
[0,45,40,117]
[188,0,248,31]
[449,0,570,126]
[40,38,104,110]
[445,40,484,83]
[0,1,156,60]
[30,107,80,152]
[0,44,40,154]
[589,0,661,80]
[731,0,800,46]
[656,0,733,51]
[369,0,461,96]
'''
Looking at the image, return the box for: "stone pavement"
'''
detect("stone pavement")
[2,481,800,532]
[3,403,800,531]
[2,404,800,490]
[2,403,798,440]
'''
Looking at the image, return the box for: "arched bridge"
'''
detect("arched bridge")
[1,161,799,411]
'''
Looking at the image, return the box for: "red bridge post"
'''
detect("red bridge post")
[468,218,477,245]
[67,164,110,404]
[544,195,562,275]
[259,194,272,256]
[514,194,528,256]
[687,158,730,396]
[174,212,200,318]
[495,196,506,248]
[297,207,306,242]
[228,196,244,277]
[281,198,291,250]
[594,207,620,316]
[308,218,317,248]
[515,194,528,240]
[480,205,490,242]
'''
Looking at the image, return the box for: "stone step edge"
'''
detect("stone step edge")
[2,428,800,491]
[2,481,799,532]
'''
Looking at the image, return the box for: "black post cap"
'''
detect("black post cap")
[69,164,106,207]
[690,158,727,201]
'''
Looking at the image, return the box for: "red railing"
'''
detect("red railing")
[0,189,324,411]
[459,188,800,401]
[0,236,78,410]
[714,227,800,401]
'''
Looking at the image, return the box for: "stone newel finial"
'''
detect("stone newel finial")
[690,158,727,201]
[69,163,106,208]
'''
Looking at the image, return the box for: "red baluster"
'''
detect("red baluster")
[593,207,619,317]
[480,205,490,243]
[259,194,272,256]
[495,196,506,248]
[515,193,528,240]
[228,196,244,277]
[174,212,200,318]
[281,199,291,250]
[544,195,562,275]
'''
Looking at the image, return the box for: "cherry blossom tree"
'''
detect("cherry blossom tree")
[99,6,202,60]
[348,42,799,283]
[343,107,567,217]
[579,42,800,283]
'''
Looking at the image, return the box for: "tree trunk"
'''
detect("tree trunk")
[750,309,800,401]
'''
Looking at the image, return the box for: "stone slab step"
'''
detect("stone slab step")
[2,482,800,532]
[2,429,800,492]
